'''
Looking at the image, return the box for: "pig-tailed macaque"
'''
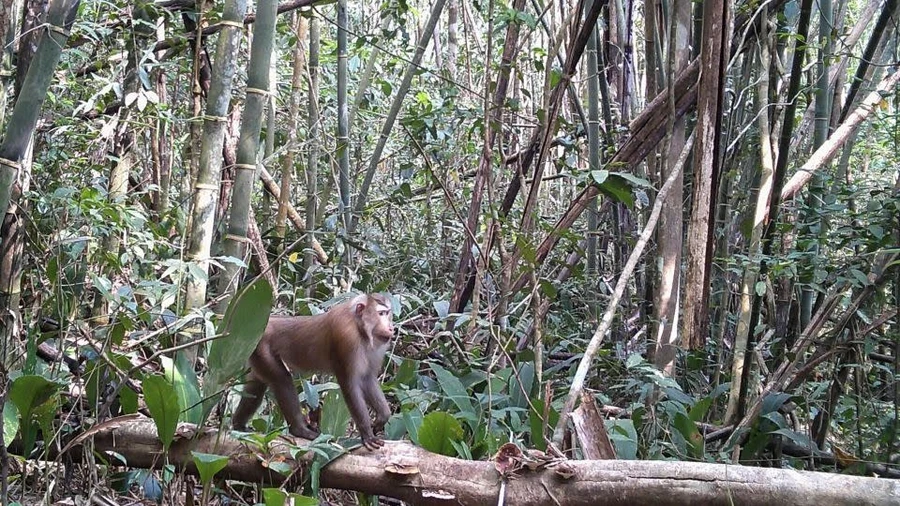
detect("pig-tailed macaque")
[232,293,395,450]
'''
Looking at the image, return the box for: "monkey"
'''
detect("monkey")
[232,293,395,450]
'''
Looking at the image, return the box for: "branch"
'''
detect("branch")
[70,417,900,505]
[780,68,900,200]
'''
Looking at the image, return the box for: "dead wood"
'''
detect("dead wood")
[67,416,900,506]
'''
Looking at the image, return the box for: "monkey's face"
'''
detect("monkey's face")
[356,295,395,344]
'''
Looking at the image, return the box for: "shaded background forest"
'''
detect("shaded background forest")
[0,0,898,502]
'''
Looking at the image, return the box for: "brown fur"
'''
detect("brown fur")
[232,293,394,449]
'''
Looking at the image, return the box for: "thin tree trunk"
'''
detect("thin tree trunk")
[276,13,307,260]
[218,0,278,304]
[652,0,690,373]
[725,22,774,423]
[336,0,350,253]
[304,14,320,296]
[0,2,78,501]
[92,10,150,325]
[586,0,602,320]
[798,0,835,329]
[681,0,731,350]
[0,0,78,220]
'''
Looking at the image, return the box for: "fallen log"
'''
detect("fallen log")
[73,417,899,506]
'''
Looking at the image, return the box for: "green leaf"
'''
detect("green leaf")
[673,412,703,459]
[755,281,766,296]
[538,280,557,300]
[771,429,815,451]
[302,379,320,410]
[9,375,63,456]
[394,358,417,387]
[610,171,652,188]
[549,69,563,89]
[607,419,638,459]
[203,278,274,421]
[418,411,463,456]
[688,396,713,423]
[261,489,318,506]
[508,362,534,410]
[528,398,558,451]
[429,363,477,429]
[590,170,609,185]
[402,409,423,445]
[320,389,351,439]
[191,452,229,485]
[3,401,19,448]
[120,384,139,414]
[143,374,180,452]
[596,173,635,207]
[161,352,203,424]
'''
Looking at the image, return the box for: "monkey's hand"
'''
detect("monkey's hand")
[362,433,385,450]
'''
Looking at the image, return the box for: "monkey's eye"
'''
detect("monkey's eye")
[378,310,389,317]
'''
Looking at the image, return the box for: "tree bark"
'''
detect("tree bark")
[74,417,900,506]
[680,0,731,350]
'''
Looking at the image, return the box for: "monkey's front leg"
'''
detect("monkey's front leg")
[364,374,391,436]
[341,373,384,450]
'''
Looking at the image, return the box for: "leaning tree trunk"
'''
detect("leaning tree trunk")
[218,0,279,306]
[183,0,248,316]
[350,0,447,234]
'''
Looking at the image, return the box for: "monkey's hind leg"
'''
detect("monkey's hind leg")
[260,360,320,440]
[232,378,266,431]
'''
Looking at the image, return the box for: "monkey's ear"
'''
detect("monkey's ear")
[354,302,366,317]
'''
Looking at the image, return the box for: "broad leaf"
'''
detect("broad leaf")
[418,411,463,457]
[203,278,273,421]
[430,363,477,429]
[143,374,180,452]
[161,352,203,424]
[191,452,228,485]
[9,375,63,456]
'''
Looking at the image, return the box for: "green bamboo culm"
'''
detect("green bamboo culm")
[217,0,280,307]
[0,0,80,227]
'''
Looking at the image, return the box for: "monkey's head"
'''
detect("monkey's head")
[354,293,395,345]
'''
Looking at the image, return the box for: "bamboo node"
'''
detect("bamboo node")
[218,20,244,29]
[224,234,251,243]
